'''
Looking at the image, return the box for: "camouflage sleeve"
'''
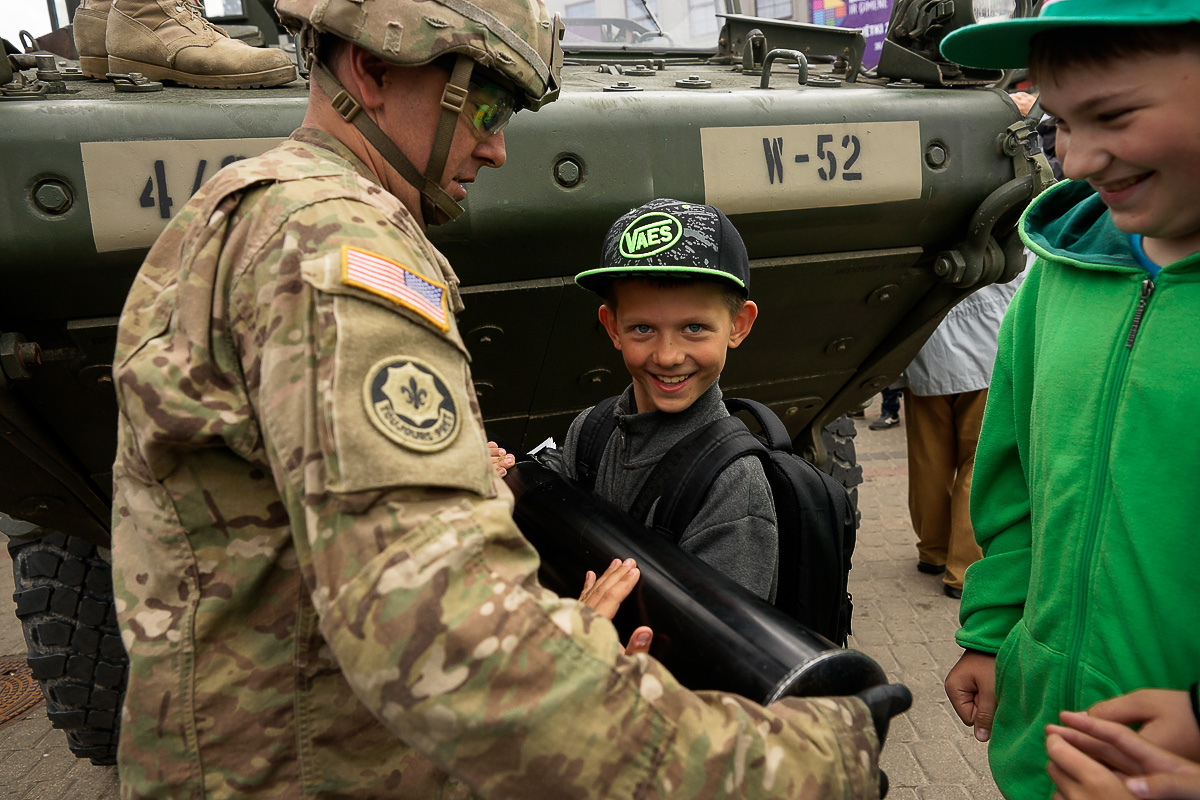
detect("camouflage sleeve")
[233,198,881,799]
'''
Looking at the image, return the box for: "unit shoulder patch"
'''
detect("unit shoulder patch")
[341,246,449,332]
[363,356,461,452]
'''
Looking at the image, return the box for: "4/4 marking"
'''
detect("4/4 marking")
[138,154,251,220]
[81,137,284,253]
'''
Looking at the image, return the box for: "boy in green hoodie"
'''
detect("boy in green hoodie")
[937,3,1200,798]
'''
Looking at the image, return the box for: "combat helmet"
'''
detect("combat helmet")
[276,0,564,225]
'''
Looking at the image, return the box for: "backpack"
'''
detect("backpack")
[575,396,856,645]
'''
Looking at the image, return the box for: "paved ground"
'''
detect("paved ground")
[0,396,1000,798]
[849,402,1002,800]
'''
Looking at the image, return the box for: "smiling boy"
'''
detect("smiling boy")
[560,198,778,601]
[936,2,1200,798]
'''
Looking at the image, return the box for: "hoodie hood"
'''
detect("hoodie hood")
[1019,180,1140,273]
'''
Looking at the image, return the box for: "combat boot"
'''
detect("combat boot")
[106,0,296,89]
[72,0,112,79]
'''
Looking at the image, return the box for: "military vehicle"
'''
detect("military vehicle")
[0,0,1049,764]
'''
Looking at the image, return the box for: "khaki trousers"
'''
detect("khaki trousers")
[903,388,988,591]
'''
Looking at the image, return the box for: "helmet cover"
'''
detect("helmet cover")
[276,0,562,108]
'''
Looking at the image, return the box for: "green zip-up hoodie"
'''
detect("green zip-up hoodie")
[959,180,1200,799]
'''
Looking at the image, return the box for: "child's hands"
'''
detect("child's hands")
[488,441,515,477]
[1046,710,1200,799]
[944,649,997,742]
[579,558,654,656]
[1088,690,1200,763]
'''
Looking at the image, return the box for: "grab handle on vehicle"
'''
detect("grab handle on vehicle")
[760,48,808,89]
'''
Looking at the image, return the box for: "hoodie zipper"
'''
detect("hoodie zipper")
[1064,276,1157,708]
[1125,279,1156,349]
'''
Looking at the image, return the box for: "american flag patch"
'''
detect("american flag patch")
[341,246,449,331]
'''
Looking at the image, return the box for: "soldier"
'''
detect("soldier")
[110,0,903,796]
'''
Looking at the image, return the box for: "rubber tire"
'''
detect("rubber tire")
[8,531,126,765]
[821,415,863,526]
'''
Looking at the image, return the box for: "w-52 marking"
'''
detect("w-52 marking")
[762,134,863,184]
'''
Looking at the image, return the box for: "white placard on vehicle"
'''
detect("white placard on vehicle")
[701,121,922,214]
[81,138,285,253]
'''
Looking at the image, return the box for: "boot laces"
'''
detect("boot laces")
[177,0,212,31]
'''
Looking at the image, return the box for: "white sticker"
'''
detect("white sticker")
[700,121,922,214]
[80,137,285,253]
[529,437,557,455]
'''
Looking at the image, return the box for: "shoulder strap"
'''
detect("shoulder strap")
[574,395,621,492]
[630,416,769,540]
[723,397,793,453]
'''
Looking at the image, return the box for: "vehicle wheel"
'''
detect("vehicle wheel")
[821,415,863,526]
[8,531,126,765]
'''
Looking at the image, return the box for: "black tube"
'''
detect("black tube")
[506,460,886,705]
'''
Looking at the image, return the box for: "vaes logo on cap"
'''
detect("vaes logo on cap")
[619,212,684,259]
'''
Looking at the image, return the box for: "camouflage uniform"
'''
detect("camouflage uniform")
[111,128,881,799]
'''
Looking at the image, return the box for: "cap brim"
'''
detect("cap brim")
[940,15,1197,70]
[574,266,747,294]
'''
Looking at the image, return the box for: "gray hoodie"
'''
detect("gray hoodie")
[562,381,778,601]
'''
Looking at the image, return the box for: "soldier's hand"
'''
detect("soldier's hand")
[623,625,653,657]
[579,558,641,620]
[945,649,998,742]
[1088,689,1200,763]
[579,559,654,656]
[488,441,516,477]
[856,683,913,746]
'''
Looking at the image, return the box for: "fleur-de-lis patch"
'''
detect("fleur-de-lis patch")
[400,377,428,410]
[364,357,460,452]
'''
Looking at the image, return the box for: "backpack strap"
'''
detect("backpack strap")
[574,395,621,492]
[629,415,769,542]
[723,397,793,454]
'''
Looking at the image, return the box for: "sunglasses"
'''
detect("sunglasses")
[460,78,519,139]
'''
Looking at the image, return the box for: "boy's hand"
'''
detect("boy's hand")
[1046,710,1200,800]
[945,649,998,742]
[579,558,653,656]
[580,558,640,619]
[487,441,516,477]
[1088,690,1200,763]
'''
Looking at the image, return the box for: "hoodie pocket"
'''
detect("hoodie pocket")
[989,623,1067,800]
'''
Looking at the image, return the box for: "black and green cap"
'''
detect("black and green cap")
[575,198,750,297]
[940,0,1200,70]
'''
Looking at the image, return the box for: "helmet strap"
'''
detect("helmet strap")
[309,59,464,226]
[421,54,476,225]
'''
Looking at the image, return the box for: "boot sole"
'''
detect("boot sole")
[107,56,296,89]
[79,56,109,80]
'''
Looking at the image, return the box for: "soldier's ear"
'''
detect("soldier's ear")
[345,44,390,109]
[598,304,622,350]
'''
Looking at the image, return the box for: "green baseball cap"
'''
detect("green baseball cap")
[940,0,1200,70]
